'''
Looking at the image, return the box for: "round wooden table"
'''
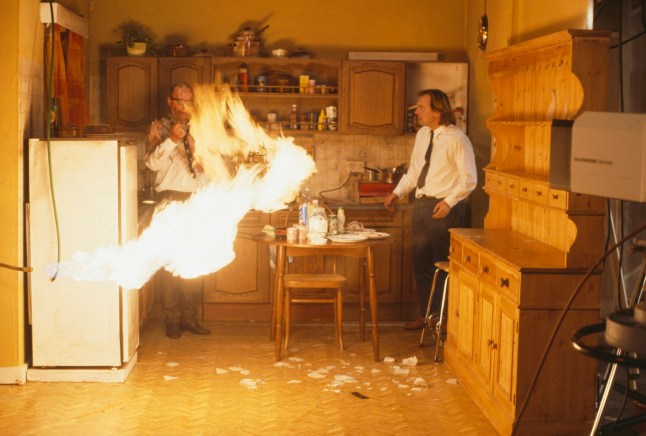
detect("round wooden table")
[253,234,392,362]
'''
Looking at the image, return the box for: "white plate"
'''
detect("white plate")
[328,234,368,243]
[357,231,390,239]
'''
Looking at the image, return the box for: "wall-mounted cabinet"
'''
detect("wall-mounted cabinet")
[339,60,406,135]
[106,56,466,137]
[106,57,158,132]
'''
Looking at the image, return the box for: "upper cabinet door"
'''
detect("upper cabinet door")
[157,57,212,115]
[106,57,158,132]
[339,60,406,135]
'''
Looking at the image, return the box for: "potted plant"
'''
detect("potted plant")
[117,28,153,56]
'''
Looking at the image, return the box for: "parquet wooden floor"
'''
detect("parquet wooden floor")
[0,320,497,435]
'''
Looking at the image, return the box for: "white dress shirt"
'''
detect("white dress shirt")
[393,124,477,208]
[145,137,207,193]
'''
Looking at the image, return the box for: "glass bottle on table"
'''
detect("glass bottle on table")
[307,199,328,238]
[337,207,346,234]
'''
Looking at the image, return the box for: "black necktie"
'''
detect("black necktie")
[417,130,434,189]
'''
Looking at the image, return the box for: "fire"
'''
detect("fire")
[53,85,316,289]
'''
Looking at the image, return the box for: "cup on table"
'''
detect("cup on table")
[287,226,299,243]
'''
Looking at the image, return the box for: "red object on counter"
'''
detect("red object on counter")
[358,181,395,197]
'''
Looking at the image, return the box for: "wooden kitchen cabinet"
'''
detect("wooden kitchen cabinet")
[211,57,340,132]
[202,211,271,305]
[106,57,158,132]
[158,56,212,116]
[339,60,406,135]
[444,30,610,435]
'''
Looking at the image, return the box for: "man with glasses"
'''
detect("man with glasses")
[384,89,477,331]
[145,82,210,339]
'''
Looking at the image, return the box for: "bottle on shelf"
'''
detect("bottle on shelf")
[238,67,248,92]
[290,104,299,130]
[337,207,346,234]
[298,186,311,226]
[317,109,326,131]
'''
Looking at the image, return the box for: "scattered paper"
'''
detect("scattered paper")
[412,377,428,388]
[393,366,410,375]
[239,369,250,375]
[383,356,395,363]
[334,374,357,384]
[446,378,458,385]
[166,362,179,367]
[307,371,326,379]
[215,368,228,375]
[274,362,294,368]
[240,378,259,389]
[288,357,304,362]
[163,375,178,381]
[287,380,302,384]
[402,356,418,366]
[228,366,244,372]
[371,368,381,374]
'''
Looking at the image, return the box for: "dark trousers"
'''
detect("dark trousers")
[412,197,468,318]
[159,269,204,325]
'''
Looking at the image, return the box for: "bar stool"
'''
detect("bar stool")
[419,261,450,361]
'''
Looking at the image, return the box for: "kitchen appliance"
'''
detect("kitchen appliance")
[406,62,469,132]
[27,137,139,380]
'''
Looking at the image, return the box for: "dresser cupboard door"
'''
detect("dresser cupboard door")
[339,60,406,135]
[492,294,518,415]
[457,269,477,360]
[475,284,495,384]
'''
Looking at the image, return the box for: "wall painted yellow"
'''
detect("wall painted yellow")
[87,0,468,79]
[0,0,22,368]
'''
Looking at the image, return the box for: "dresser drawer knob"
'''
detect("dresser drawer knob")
[500,277,510,288]
[465,255,471,263]
[552,193,559,200]
[481,265,489,274]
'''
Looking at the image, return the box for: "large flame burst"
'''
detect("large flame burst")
[54,85,316,289]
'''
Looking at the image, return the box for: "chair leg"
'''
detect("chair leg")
[337,288,344,350]
[284,288,291,351]
[420,267,441,348]
[434,275,450,362]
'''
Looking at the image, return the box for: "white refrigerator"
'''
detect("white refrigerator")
[28,137,139,369]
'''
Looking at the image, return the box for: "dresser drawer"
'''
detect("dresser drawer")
[548,188,567,210]
[461,243,479,275]
[478,254,497,287]
[495,263,520,303]
[506,176,520,198]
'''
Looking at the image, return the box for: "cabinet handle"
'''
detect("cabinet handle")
[552,193,559,200]
[499,277,510,288]
[522,187,528,193]
[455,310,459,318]
[487,339,493,346]
[491,342,498,350]
[508,183,515,189]
[481,265,489,274]
[535,190,543,197]
[465,255,471,263]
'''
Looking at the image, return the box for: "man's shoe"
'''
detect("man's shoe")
[181,322,211,335]
[166,323,182,339]
[403,317,425,330]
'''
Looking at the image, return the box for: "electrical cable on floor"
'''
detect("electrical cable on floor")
[46,0,61,281]
[512,222,646,435]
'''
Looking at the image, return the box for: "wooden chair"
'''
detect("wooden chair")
[283,268,347,350]
[419,261,450,361]
[278,201,347,351]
